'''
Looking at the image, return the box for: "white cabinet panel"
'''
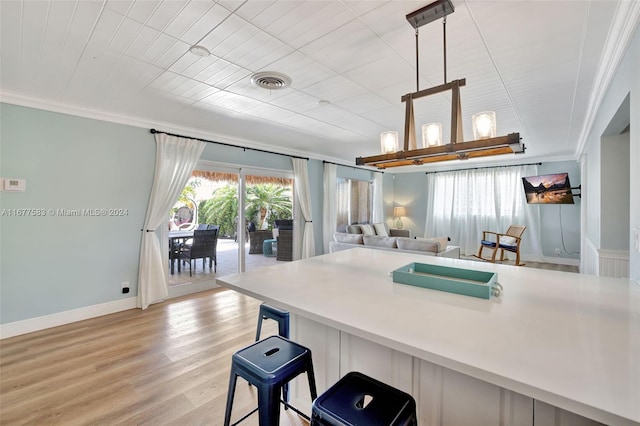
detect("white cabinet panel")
[535,401,606,426]
[416,359,533,426]
[338,332,414,395]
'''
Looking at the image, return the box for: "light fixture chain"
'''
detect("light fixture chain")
[443,15,447,84]
[415,28,420,92]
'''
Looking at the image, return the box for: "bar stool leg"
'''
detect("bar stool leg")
[255,314,264,341]
[257,384,281,426]
[223,373,238,426]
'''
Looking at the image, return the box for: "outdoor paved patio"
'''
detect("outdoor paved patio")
[168,238,279,286]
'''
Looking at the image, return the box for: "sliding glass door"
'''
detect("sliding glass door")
[242,169,294,272]
[164,163,294,285]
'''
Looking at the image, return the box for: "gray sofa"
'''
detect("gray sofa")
[329,223,460,258]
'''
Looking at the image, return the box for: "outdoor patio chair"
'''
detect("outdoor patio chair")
[179,228,219,276]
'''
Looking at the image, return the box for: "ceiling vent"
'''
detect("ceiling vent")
[250,71,292,90]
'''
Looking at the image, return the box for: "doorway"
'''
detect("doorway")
[166,164,294,286]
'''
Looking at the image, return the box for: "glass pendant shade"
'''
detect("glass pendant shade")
[380,131,399,154]
[472,111,496,139]
[422,123,443,147]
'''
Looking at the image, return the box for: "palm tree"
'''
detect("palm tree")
[246,184,292,229]
[199,184,238,237]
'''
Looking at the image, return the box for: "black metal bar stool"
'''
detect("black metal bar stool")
[311,371,417,425]
[224,335,318,426]
[255,303,290,340]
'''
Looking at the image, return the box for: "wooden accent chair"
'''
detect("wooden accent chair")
[475,225,526,266]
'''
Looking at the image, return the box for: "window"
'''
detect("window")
[336,178,372,231]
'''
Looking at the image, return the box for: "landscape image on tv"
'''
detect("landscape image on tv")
[522,173,574,204]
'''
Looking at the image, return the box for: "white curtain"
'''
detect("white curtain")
[322,163,337,254]
[137,133,205,309]
[425,165,543,260]
[292,158,315,259]
[372,172,384,223]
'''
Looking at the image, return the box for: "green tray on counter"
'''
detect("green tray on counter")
[392,262,498,299]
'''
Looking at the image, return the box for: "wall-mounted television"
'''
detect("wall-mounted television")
[522,173,574,204]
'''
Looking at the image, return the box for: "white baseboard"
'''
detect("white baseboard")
[0,297,137,339]
[539,256,580,266]
[1,280,222,340]
[167,279,220,298]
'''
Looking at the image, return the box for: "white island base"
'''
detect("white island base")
[217,248,640,426]
[287,314,603,426]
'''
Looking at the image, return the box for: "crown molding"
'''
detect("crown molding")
[574,0,640,157]
[0,90,350,166]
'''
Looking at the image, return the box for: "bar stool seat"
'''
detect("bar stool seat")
[224,335,318,426]
[311,371,417,426]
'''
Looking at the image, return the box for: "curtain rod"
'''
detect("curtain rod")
[322,160,384,174]
[425,162,542,174]
[150,129,309,161]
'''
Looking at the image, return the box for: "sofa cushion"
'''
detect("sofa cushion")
[274,219,293,230]
[334,232,364,245]
[396,238,439,253]
[360,224,376,236]
[363,235,398,248]
[416,236,449,251]
[373,223,389,236]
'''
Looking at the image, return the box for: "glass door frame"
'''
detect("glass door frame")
[162,161,294,278]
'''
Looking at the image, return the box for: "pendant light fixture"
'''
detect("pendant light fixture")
[358,0,524,169]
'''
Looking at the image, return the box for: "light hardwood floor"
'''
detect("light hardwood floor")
[0,288,308,426]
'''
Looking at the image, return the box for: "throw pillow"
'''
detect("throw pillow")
[499,236,517,246]
[334,232,364,244]
[373,223,389,236]
[360,224,376,236]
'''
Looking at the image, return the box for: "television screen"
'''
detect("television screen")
[522,173,574,204]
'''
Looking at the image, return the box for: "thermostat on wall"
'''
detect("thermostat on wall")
[2,178,26,192]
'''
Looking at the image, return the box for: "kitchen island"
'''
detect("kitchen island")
[217,248,640,426]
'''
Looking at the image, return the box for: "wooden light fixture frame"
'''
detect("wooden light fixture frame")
[356,0,525,169]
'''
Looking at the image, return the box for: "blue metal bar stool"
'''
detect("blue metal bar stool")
[224,335,318,426]
[255,303,290,340]
[254,304,291,404]
[311,371,417,426]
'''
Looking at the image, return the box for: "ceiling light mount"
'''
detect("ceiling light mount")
[356,0,525,169]
[250,71,292,91]
[406,0,455,29]
[189,45,211,57]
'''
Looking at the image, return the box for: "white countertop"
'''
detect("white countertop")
[217,248,640,425]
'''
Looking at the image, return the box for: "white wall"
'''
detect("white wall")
[581,25,639,281]
[601,133,630,250]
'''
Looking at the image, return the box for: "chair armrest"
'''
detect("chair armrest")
[481,231,499,241]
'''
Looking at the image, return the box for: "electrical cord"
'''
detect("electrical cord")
[559,204,580,255]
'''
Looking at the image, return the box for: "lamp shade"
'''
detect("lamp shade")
[422,122,443,147]
[393,206,407,217]
[472,111,496,139]
[380,131,399,154]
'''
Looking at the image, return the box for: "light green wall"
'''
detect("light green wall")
[0,103,327,325]
[537,161,581,259]
[0,103,155,324]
